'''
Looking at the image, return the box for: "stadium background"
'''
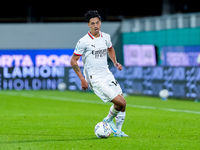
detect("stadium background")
[0,1,200,150]
[0,0,200,100]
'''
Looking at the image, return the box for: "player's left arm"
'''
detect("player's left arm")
[107,47,122,71]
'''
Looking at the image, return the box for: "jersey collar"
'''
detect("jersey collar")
[88,31,103,39]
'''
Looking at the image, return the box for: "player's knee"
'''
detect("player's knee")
[120,95,126,104]
[123,99,126,107]
[112,95,126,111]
[121,99,126,110]
[118,97,126,111]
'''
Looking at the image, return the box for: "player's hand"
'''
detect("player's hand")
[114,62,122,71]
[81,78,88,90]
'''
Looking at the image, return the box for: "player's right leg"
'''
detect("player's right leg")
[112,94,126,112]
[102,95,125,133]
[112,95,129,137]
[91,80,129,136]
[103,95,129,137]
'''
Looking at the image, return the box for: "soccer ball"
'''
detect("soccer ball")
[57,82,66,91]
[159,89,169,100]
[94,122,111,138]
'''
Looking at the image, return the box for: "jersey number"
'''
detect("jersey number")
[111,80,118,86]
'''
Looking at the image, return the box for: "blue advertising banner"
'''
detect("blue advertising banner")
[0,49,83,90]
[161,46,200,66]
[0,49,83,67]
[0,66,200,100]
[110,66,200,100]
[0,67,82,91]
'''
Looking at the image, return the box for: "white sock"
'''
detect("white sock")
[105,105,120,122]
[115,111,126,132]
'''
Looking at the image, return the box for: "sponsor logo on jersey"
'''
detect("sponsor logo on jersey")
[92,49,107,58]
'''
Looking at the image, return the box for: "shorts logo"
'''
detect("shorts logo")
[103,92,109,97]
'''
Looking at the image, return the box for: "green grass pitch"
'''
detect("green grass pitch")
[0,90,200,150]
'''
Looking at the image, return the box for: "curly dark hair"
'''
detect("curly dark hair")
[84,10,101,22]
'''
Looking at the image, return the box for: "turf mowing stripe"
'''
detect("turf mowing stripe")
[1,91,200,115]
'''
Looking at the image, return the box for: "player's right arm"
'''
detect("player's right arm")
[70,54,88,90]
[70,39,88,90]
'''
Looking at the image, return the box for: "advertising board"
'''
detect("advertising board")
[161,46,200,66]
[0,49,83,91]
[0,49,83,67]
[1,66,200,99]
[123,45,156,66]
[110,66,200,99]
[0,67,82,91]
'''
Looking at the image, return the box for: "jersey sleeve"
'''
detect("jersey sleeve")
[106,34,112,49]
[73,39,86,56]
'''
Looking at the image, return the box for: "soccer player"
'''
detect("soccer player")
[70,10,128,137]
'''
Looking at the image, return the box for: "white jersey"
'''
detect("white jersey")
[73,31,122,102]
[74,31,112,79]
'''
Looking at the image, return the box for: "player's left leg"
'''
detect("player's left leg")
[115,111,128,137]
[115,94,127,135]
[116,111,125,131]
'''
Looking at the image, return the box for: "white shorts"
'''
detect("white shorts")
[86,71,122,103]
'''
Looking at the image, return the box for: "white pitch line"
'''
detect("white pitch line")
[1,91,200,115]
